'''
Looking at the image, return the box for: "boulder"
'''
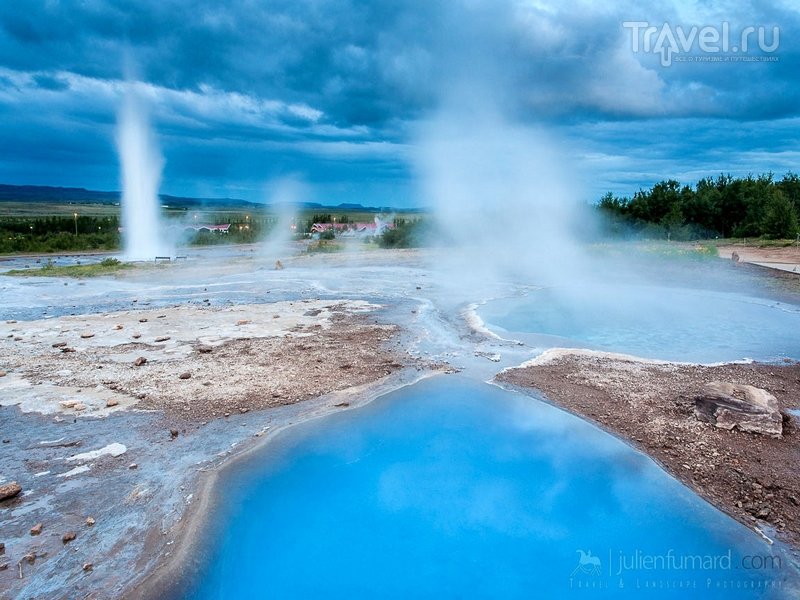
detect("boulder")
[62,531,76,544]
[30,523,42,536]
[133,357,147,367]
[694,382,782,438]
[0,482,22,502]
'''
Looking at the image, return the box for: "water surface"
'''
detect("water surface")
[183,377,792,599]
[479,285,800,363]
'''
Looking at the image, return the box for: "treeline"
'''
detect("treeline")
[379,218,430,248]
[599,173,800,240]
[0,216,120,253]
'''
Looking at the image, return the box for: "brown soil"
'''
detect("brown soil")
[11,315,413,422]
[718,244,800,266]
[497,353,800,547]
[134,317,409,420]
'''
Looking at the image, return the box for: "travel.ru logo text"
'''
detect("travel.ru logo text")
[623,21,780,66]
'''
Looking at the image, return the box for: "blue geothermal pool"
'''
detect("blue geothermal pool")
[478,285,800,363]
[183,377,792,599]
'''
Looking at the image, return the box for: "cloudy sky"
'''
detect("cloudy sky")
[0,0,798,206]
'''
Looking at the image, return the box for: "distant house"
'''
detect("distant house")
[310,223,348,233]
[184,223,231,234]
[311,222,395,235]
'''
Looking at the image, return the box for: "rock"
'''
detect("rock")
[83,562,93,572]
[80,332,95,339]
[694,382,783,438]
[236,319,251,326]
[139,318,148,323]
[132,333,142,339]
[275,260,284,270]
[133,357,147,367]
[154,336,170,342]
[105,399,119,408]
[86,517,95,526]
[170,429,179,439]
[73,403,87,411]
[60,400,79,409]
[128,463,138,470]
[30,523,43,536]
[22,552,36,564]
[197,345,213,354]
[0,370,5,377]
[178,372,191,380]
[114,324,123,330]
[52,341,68,348]
[62,531,76,544]
[0,482,22,502]
[61,347,76,353]
[0,562,6,571]
[0,542,4,555]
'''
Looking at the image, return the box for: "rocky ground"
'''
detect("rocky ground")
[0,300,409,422]
[0,299,428,599]
[497,350,800,549]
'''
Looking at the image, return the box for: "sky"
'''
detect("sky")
[0,0,798,207]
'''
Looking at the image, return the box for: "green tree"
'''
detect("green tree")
[762,190,799,239]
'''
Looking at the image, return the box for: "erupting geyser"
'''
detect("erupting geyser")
[116,85,171,260]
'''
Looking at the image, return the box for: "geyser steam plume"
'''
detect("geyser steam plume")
[414,105,588,290]
[116,85,171,260]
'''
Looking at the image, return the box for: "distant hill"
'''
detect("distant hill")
[0,184,421,213]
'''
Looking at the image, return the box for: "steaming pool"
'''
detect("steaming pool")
[182,377,791,599]
[478,285,800,363]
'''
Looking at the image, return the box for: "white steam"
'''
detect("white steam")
[259,175,307,262]
[414,105,588,290]
[116,85,172,260]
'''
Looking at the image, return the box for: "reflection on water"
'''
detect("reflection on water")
[183,377,793,599]
[480,285,800,363]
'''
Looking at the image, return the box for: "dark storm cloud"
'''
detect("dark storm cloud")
[0,0,798,204]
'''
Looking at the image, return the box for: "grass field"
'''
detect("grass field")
[0,200,418,255]
[5,257,135,278]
